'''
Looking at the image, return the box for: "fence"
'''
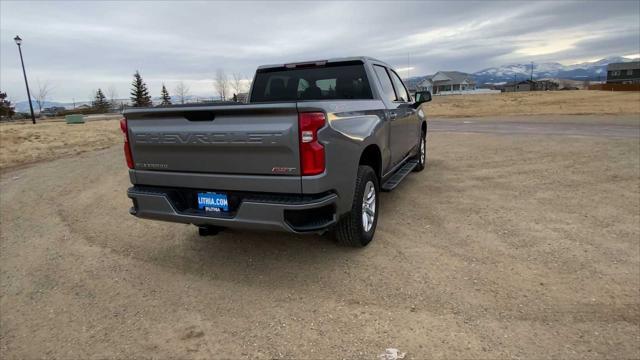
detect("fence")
[588,83,640,91]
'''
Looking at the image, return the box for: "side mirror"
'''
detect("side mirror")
[413,91,432,107]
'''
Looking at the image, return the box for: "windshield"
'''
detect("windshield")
[250,62,373,102]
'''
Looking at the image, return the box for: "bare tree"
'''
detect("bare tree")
[33,80,53,114]
[231,72,244,95]
[174,81,190,104]
[245,76,253,93]
[106,85,118,110]
[213,69,229,101]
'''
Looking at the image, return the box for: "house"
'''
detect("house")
[402,77,423,94]
[502,79,559,92]
[534,79,560,91]
[606,61,640,84]
[40,106,66,116]
[417,71,476,94]
[235,92,249,103]
[502,80,534,92]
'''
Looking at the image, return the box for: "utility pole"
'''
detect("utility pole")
[13,35,36,124]
[530,61,534,81]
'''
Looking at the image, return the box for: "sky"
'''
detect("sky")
[1,0,639,102]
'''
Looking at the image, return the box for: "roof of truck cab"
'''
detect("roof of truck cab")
[256,56,393,70]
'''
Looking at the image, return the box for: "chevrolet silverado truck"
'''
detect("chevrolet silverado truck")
[123,56,431,247]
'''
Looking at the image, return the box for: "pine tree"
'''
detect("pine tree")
[130,70,152,107]
[160,84,172,106]
[92,88,110,113]
[0,91,15,119]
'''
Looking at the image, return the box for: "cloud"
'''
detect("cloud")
[1,0,638,102]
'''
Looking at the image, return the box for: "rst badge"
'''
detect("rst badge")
[271,167,296,174]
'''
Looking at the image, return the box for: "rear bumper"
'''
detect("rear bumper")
[127,186,338,233]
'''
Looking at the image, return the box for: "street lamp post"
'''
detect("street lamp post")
[14,35,36,124]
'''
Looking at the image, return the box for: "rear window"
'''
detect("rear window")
[250,62,373,102]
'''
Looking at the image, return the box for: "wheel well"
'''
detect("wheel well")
[359,145,382,180]
[421,121,427,135]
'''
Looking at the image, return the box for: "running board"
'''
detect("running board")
[381,160,418,192]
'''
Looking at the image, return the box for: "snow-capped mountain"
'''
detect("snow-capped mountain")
[473,56,632,84]
[13,96,206,112]
[13,100,82,113]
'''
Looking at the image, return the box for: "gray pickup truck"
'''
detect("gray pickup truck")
[123,56,431,247]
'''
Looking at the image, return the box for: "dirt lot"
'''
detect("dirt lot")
[1,116,638,359]
[426,90,640,117]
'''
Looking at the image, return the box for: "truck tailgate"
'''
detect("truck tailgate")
[125,103,300,176]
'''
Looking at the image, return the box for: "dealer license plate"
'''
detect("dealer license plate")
[197,192,229,213]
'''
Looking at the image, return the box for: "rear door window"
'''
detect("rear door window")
[251,62,373,102]
[373,65,396,103]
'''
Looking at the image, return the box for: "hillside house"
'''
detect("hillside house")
[606,61,640,84]
[417,71,476,94]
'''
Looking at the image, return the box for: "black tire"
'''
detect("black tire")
[334,165,379,247]
[412,129,426,172]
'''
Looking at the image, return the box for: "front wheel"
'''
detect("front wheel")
[334,165,379,247]
[412,129,426,172]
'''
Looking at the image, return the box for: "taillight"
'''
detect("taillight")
[298,112,325,176]
[120,118,134,169]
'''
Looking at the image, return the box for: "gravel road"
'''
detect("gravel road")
[1,117,639,359]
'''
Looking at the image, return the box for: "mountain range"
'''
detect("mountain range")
[472,56,633,84]
[12,95,208,113]
[10,56,637,111]
[405,56,635,88]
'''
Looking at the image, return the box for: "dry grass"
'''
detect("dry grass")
[425,90,640,117]
[0,91,638,169]
[0,119,121,170]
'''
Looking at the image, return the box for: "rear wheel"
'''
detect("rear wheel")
[334,165,379,247]
[412,129,426,172]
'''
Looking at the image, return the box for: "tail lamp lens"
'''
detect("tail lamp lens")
[298,112,325,176]
[120,118,134,169]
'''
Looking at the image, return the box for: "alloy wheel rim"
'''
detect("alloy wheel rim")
[361,181,376,232]
[420,137,426,164]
